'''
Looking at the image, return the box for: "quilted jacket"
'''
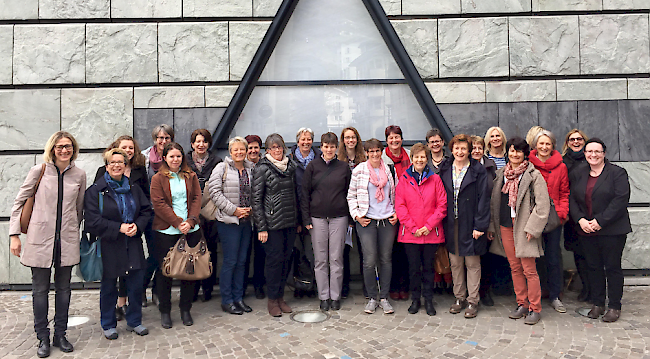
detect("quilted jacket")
[252,156,299,232]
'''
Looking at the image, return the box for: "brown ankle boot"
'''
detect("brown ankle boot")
[268,299,282,317]
[278,297,292,313]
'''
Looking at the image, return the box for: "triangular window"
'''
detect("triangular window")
[214,0,451,147]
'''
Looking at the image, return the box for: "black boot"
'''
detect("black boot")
[222,303,244,315]
[52,335,73,353]
[181,310,194,326]
[408,299,421,314]
[161,313,172,329]
[235,300,253,313]
[37,339,50,358]
[425,300,437,316]
[480,290,494,307]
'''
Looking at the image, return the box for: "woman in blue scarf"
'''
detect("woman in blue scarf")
[85,149,153,340]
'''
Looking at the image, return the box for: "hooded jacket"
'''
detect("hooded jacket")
[529,149,570,222]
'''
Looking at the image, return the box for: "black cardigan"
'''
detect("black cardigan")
[300,157,351,226]
[569,161,632,236]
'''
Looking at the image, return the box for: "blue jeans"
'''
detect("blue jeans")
[542,226,563,301]
[217,222,252,304]
[100,269,144,330]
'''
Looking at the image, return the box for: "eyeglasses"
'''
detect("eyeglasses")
[54,144,73,151]
[157,136,171,141]
[108,161,126,166]
[367,149,381,154]
[269,145,283,151]
[584,150,604,155]
[428,140,443,145]
[344,136,356,140]
[568,137,584,142]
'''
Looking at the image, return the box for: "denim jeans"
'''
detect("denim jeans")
[31,265,73,340]
[100,270,144,330]
[356,219,396,300]
[541,226,563,301]
[217,222,252,304]
[263,227,296,300]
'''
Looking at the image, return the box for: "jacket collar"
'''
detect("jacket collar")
[529,150,564,171]
[225,155,253,169]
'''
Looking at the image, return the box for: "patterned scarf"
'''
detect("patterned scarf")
[501,161,529,209]
[192,151,209,172]
[367,160,388,202]
[294,147,315,168]
[103,171,136,223]
[149,146,163,173]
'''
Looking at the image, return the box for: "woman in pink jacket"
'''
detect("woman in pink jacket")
[395,143,447,316]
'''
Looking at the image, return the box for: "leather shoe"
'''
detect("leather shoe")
[222,302,244,315]
[235,300,253,313]
[602,308,621,323]
[202,291,213,302]
[320,300,330,311]
[524,310,541,325]
[425,300,436,316]
[278,298,292,313]
[399,291,409,300]
[37,339,50,358]
[181,311,194,326]
[161,313,172,329]
[389,292,400,300]
[480,291,494,307]
[52,335,73,353]
[255,287,266,300]
[587,305,605,319]
[330,300,341,311]
[268,299,282,317]
[408,299,421,314]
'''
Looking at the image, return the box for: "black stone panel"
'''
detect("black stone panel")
[498,102,539,141]
[438,103,499,138]
[133,109,174,151]
[578,101,620,161]
[538,101,578,145]
[173,108,226,152]
[618,100,650,162]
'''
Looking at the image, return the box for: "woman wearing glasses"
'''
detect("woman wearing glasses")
[9,131,86,357]
[426,128,449,173]
[569,138,631,323]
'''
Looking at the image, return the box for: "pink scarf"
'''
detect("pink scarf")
[501,161,529,209]
[149,146,163,173]
[367,160,388,202]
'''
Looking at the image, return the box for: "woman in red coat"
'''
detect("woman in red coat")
[529,130,570,314]
[395,143,447,316]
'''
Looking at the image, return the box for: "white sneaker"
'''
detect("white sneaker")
[364,298,378,314]
[379,298,394,314]
[550,298,567,313]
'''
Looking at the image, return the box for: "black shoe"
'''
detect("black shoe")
[425,300,437,316]
[341,285,350,299]
[221,303,244,315]
[331,300,341,311]
[192,292,199,303]
[142,292,148,308]
[294,289,304,298]
[115,305,126,321]
[52,335,73,353]
[161,313,172,329]
[307,290,317,298]
[320,300,330,311]
[202,291,213,302]
[37,339,50,358]
[234,300,253,313]
[255,287,266,300]
[181,311,194,326]
[408,299,421,314]
[480,291,494,307]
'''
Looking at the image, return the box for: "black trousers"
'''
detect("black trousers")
[479,253,496,295]
[31,265,73,340]
[390,241,410,292]
[195,219,218,297]
[580,234,627,310]
[245,226,266,290]
[263,227,296,300]
[404,243,439,301]
[343,227,364,293]
[155,230,202,313]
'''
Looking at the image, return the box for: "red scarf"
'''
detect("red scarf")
[501,161,529,209]
[385,147,411,177]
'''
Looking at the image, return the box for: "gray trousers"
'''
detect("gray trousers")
[310,216,348,300]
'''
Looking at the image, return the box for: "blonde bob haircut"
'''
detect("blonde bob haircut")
[409,143,431,163]
[525,126,545,147]
[43,131,79,163]
[103,148,128,165]
[484,126,507,154]
[228,136,249,151]
[533,130,557,150]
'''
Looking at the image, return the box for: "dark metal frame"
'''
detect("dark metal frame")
[211,0,453,150]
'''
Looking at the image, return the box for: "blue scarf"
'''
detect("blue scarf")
[294,147,315,168]
[104,171,136,224]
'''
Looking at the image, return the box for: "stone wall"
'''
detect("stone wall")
[0,0,649,283]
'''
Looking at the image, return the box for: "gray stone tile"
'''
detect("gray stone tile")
[0,89,61,151]
[498,102,539,141]
[392,20,438,79]
[183,0,252,17]
[618,100,650,162]
[111,0,181,18]
[229,22,271,81]
[538,101,578,143]
[0,222,8,283]
[379,0,401,15]
[623,207,650,269]
[0,155,37,217]
[133,109,174,152]
[461,0,531,12]
[438,103,499,137]
[39,0,109,19]
[173,108,226,151]
[577,101,620,161]
[616,161,650,203]
[0,0,38,19]
[253,0,282,16]
[0,26,12,85]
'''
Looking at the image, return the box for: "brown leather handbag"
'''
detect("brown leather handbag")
[434,245,452,275]
[20,164,46,234]
[162,233,213,281]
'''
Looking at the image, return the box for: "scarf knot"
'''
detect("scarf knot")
[294,147,314,168]
[367,160,388,202]
[501,160,529,209]
[103,171,136,224]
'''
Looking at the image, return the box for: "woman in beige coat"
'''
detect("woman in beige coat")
[488,137,549,326]
[9,131,86,358]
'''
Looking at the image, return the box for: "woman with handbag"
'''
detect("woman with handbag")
[187,129,222,303]
[85,149,153,339]
[439,134,491,319]
[252,134,300,317]
[207,136,254,315]
[395,143,447,316]
[94,135,149,321]
[302,132,352,311]
[348,138,399,315]
[150,142,203,329]
[569,138,631,323]
[529,130,570,314]
[9,131,86,358]
[488,137,550,325]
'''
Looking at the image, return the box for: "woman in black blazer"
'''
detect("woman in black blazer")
[569,138,631,323]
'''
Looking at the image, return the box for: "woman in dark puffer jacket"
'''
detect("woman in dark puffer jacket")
[252,134,300,317]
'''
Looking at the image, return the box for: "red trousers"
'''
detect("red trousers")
[500,225,542,313]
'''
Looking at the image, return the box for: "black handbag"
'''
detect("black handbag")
[530,185,562,234]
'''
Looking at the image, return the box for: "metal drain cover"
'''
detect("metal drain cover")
[290,310,330,323]
[576,307,592,317]
[67,316,90,327]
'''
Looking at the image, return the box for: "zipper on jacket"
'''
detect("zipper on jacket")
[53,165,67,267]
[435,227,439,236]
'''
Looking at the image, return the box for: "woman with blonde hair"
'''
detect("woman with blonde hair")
[485,126,508,170]
[9,131,86,357]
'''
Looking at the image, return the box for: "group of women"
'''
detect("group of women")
[8,122,631,358]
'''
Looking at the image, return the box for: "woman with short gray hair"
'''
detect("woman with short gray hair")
[143,124,175,180]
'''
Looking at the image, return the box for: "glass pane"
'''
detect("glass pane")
[259,0,403,81]
[231,84,430,142]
